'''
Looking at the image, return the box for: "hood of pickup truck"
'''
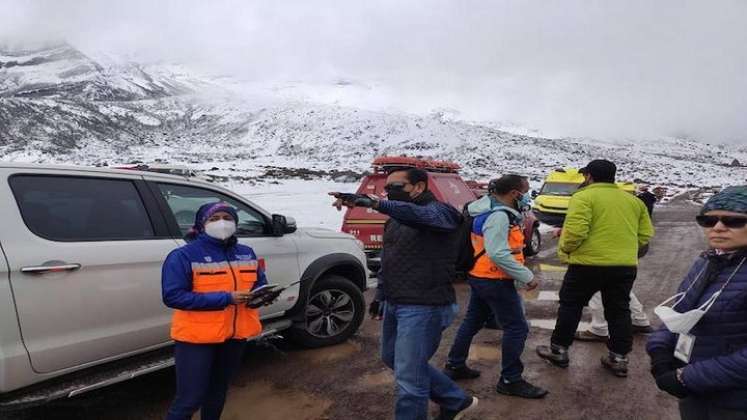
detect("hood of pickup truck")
[299,227,356,240]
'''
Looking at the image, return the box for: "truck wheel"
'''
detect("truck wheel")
[287,275,365,348]
[524,226,542,256]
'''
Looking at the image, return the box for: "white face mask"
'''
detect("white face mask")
[204,220,237,240]
[654,291,721,335]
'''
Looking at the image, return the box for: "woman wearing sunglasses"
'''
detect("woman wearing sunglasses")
[647,185,747,420]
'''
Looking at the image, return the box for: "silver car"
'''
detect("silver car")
[0,163,370,410]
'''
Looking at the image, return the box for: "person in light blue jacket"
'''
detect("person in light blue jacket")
[444,174,548,400]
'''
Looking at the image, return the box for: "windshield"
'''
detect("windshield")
[540,182,581,196]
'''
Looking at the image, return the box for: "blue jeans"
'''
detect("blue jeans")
[166,339,246,420]
[447,278,529,382]
[382,302,468,420]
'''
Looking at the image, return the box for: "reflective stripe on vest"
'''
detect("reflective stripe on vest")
[469,225,526,280]
[171,260,262,343]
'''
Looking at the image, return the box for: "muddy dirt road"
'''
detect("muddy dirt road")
[9,201,704,420]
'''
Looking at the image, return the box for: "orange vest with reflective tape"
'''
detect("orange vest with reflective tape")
[171,260,262,343]
[469,221,526,280]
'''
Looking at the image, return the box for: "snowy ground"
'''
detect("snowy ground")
[233,179,357,230]
[231,178,560,232]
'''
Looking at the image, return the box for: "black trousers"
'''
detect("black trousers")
[551,264,637,355]
[680,398,747,420]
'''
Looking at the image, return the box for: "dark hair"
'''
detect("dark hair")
[488,174,528,195]
[388,167,429,190]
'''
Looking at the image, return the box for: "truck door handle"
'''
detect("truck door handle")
[21,263,82,274]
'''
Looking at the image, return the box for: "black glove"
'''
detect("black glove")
[368,300,383,319]
[649,349,675,378]
[655,370,689,399]
[336,193,377,208]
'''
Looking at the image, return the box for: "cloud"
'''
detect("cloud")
[2,0,746,143]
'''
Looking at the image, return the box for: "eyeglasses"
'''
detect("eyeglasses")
[384,182,408,192]
[695,215,747,229]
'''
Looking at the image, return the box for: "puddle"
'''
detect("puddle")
[296,341,362,365]
[530,319,591,331]
[468,344,500,362]
[359,370,394,387]
[209,381,332,420]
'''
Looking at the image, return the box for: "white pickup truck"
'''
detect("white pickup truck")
[0,163,370,410]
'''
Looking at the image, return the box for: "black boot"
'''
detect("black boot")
[496,377,549,399]
[536,343,569,368]
[601,352,628,377]
[443,363,481,380]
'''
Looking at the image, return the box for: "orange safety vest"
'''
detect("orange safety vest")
[469,221,526,280]
[171,260,262,343]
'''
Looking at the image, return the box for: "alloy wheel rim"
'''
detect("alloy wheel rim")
[305,289,355,338]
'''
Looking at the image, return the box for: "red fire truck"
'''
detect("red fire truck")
[341,156,542,272]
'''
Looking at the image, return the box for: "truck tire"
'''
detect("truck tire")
[287,275,365,348]
[524,225,542,256]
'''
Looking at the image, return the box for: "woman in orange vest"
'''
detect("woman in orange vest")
[162,202,268,420]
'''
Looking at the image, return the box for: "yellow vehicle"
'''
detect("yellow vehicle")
[532,168,636,227]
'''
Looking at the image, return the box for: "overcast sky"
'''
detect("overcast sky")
[1,0,746,144]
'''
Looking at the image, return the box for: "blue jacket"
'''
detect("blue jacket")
[647,251,747,409]
[162,234,268,310]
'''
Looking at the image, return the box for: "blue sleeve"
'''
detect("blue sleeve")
[377,200,460,232]
[683,347,747,393]
[241,246,268,290]
[161,249,233,310]
[254,266,268,290]
[482,212,533,286]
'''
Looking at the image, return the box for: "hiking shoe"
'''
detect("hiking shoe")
[536,344,569,368]
[601,353,629,378]
[633,325,654,335]
[443,364,481,380]
[496,378,549,399]
[574,330,608,342]
[436,396,479,420]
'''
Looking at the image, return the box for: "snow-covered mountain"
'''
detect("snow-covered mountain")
[1,44,744,191]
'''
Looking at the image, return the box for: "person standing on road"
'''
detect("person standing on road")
[443,175,548,399]
[162,202,272,420]
[647,186,747,420]
[536,159,654,377]
[331,168,477,420]
[575,187,656,342]
[637,185,658,219]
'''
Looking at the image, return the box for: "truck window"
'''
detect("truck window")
[157,183,268,237]
[10,175,156,241]
[540,182,581,196]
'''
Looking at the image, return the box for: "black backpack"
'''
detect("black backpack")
[455,203,518,276]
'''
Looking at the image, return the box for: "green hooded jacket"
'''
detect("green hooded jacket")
[559,183,654,266]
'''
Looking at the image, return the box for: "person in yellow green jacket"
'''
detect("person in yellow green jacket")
[537,159,654,378]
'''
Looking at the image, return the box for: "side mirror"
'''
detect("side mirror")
[272,214,297,236]
[531,190,539,198]
[284,216,297,234]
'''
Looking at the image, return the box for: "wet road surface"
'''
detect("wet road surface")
[8,200,704,420]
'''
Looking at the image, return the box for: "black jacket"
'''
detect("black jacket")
[378,191,460,306]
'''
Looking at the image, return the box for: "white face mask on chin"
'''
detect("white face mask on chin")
[204,220,237,240]
[654,291,721,335]
[654,257,746,335]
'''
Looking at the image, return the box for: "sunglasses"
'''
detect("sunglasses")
[384,182,408,192]
[695,215,747,229]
